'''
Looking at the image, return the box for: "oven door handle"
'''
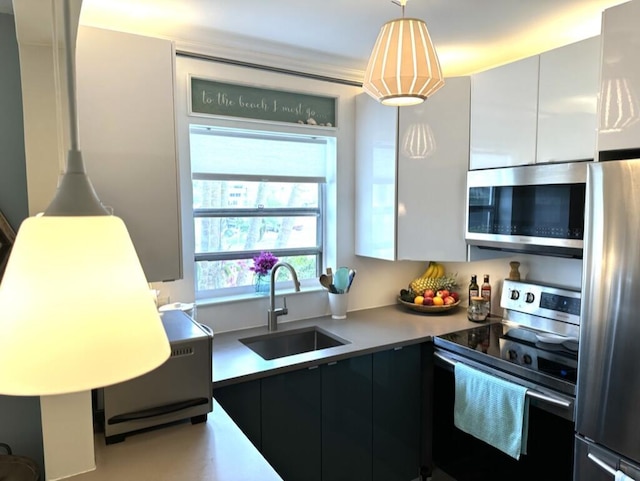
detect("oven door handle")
[433,351,572,409]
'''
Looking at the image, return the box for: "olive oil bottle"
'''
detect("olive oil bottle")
[468,275,479,304]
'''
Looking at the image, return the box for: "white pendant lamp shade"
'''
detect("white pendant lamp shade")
[0,215,170,396]
[363,17,445,106]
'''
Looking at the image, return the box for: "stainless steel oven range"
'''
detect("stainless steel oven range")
[432,279,581,480]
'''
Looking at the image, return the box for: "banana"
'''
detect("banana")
[409,261,456,293]
[423,262,436,278]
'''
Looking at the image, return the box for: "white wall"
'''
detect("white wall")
[155,55,583,334]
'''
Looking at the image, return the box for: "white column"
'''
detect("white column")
[40,392,96,480]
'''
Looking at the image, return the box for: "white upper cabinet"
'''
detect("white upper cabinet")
[470,37,600,170]
[537,36,600,163]
[470,56,539,169]
[355,91,398,261]
[76,27,182,283]
[355,77,470,262]
[598,0,640,154]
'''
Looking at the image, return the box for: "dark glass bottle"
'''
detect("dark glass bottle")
[468,275,479,303]
[481,274,492,314]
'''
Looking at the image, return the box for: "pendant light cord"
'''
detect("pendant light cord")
[393,0,407,16]
[43,0,109,216]
[63,0,79,153]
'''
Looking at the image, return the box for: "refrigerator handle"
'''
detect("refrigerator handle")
[587,453,617,477]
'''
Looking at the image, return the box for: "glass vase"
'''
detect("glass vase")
[254,271,271,295]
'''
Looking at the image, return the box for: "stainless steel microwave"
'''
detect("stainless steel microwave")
[466,162,588,258]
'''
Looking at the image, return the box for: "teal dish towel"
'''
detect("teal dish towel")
[454,362,530,460]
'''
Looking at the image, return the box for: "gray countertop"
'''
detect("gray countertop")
[213,303,485,387]
[71,400,283,481]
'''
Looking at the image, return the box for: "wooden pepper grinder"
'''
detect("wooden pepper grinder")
[509,261,521,281]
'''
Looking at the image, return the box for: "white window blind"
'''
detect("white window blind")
[190,126,329,180]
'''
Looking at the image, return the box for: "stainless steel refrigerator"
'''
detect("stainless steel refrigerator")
[575,159,640,480]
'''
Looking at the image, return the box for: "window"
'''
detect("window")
[190,125,334,298]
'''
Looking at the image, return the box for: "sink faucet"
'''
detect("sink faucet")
[268,261,301,331]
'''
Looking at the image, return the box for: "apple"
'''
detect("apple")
[424,289,435,298]
[450,292,460,301]
[436,289,450,299]
[423,296,434,306]
[444,296,456,305]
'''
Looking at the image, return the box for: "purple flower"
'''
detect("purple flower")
[250,251,279,276]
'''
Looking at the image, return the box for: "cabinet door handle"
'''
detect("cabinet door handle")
[327,361,338,366]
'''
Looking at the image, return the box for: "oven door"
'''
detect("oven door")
[432,348,575,481]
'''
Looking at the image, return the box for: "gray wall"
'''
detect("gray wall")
[0,12,44,477]
[0,13,28,230]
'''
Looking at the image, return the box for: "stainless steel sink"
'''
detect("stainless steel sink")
[240,326,350,360]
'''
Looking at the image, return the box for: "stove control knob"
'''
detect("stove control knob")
[507,350,518,362]
[525,292,535,303]
[510,290,520,300]
[523,354,532,365]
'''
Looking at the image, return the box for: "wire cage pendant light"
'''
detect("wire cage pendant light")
[363,0,444,106]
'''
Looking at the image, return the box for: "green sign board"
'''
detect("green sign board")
[190,77,336,127]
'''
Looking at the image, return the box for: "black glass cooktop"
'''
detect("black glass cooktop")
[434,322,577,395]
[438,322,500,355]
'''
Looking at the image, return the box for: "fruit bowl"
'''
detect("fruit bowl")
[397,296,461,314]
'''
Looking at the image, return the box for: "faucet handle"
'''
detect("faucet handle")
[282,296,288,315]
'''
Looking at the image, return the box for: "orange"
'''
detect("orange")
[414,296,424,305]
[432,296,444,306]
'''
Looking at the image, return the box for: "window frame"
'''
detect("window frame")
[191,156,327,300]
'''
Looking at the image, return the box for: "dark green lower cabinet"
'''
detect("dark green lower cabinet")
[213,379,262,450]
[262,366,322,481]
[213,343,425,481]
[322,356,373,481]
[372,345,422,481]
